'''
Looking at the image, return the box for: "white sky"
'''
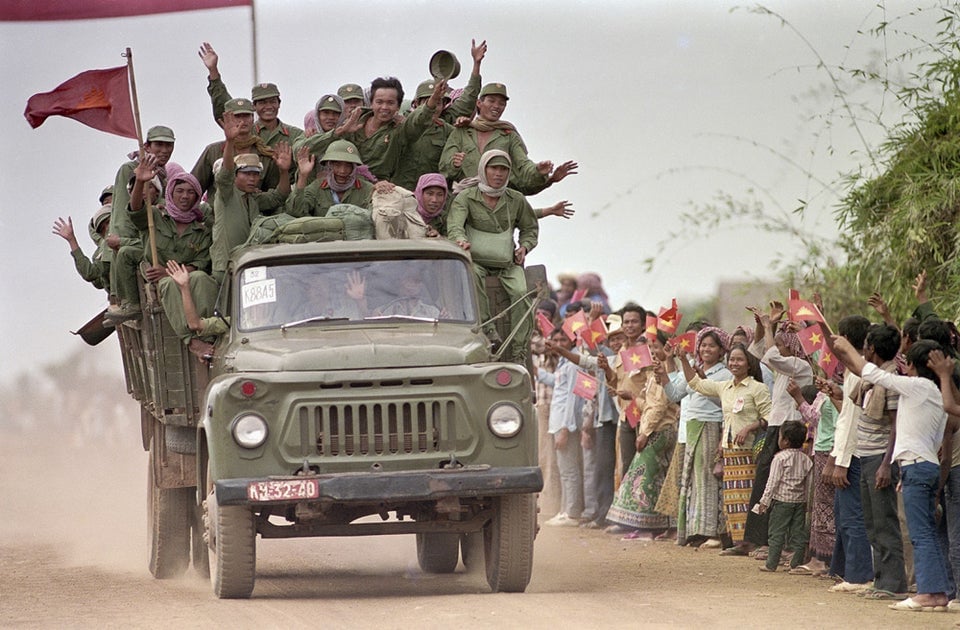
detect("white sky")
[0,0,939,383]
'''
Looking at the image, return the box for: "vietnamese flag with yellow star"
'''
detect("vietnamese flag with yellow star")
[657,298,682,334]
[572,369,599,400]
[561,310,589,342]
[581,317,608,350]
[537,312,555,338]
[798,323,826,356]
[624,398,642,428]
[620,343,653,372]
[818,346,840,375]
[24,65,137,139]
[788,299,826,324]
[669,331,697,354]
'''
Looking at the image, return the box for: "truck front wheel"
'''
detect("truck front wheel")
[483,493,536,592]
[147,442,191,579]
[205,471,256,598]
[415,532,460,573]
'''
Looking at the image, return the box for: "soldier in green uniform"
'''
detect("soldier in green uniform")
[446,150,539,363]
[297,79,447,182]
[211,112,292,283]
[51,205,113,292]
[289,140,373,217]
[191,98,282,205]
[392,39,487,191]
[198,42,304,148]
[337,83,366,118]
[98,186,113,206]
[440,83,577,195]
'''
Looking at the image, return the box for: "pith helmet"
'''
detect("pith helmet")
[320,139,362,165]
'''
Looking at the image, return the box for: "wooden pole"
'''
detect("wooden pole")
[250,0,259,83]
[124,47,158,267]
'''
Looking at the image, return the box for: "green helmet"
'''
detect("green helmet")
[320,139,362,165]
[90,204,112,234]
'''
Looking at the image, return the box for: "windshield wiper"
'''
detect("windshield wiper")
[281,315,349,331]
[363,315,438,323]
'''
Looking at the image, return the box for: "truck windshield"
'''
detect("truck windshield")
[236,257,478,331]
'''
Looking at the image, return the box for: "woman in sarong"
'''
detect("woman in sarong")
[680,343,772,554]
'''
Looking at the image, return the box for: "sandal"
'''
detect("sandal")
[788,565,813,575]
[862,589,908,601]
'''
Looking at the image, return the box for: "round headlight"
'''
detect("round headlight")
[232,413,268,448]
[487,403,522,438]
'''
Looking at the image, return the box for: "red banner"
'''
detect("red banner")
[24,65,137,139]
[0,0,251,21]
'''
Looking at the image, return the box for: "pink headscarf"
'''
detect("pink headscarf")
[775,329,806,359]
[164,169,204,224]
[415,173,448,221]
[695,326,730,368]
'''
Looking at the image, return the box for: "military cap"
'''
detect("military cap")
[317,95,342,113]
[251,82,280,101]
[486,154,512,169]
[224,98,256,115]
[337,83,364,102]
[146,125,175,142]
[98,185,113,204]
[478,83,509,100]
[415,79,448,102]
[90,204,112,233]
[234,153,263,173]
[320,139,362,165]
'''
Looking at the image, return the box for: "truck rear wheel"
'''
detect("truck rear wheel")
[192,499,210,579]
[484,493,536,592]
[415,532,460,573]
[206,475,256,598]
[147,442,191,579]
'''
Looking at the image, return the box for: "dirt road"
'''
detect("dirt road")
[1,432,954,629]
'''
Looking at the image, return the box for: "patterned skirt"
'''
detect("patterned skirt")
[606,426,677,530]
[810,451,836,562]
[679,420,724,541]
[654,441,684,520]
[721,447,756,543]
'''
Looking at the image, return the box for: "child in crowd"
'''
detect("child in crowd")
[754,421,812,572]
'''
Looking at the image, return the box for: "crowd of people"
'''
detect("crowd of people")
[534,270,959,614]
[51,39,576,363]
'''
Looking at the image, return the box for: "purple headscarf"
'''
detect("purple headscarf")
[164,169,204,224]
[415,173,448,221]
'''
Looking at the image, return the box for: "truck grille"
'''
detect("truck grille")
[302,399,457,456]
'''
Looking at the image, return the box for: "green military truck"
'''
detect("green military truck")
[116,237,543,598]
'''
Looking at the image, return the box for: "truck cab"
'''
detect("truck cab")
[200,238,542,597]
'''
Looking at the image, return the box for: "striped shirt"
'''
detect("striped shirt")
[759,448,812,507]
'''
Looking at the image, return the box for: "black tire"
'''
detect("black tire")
[459,531,484,574]
[416,532,460,574]
[191,500,210,579]
[484,493,536,593]
[147,442,191,579]
[207,476,256,598]
[165,425,197,455]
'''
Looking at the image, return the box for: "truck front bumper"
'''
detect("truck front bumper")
[215,465,543,506]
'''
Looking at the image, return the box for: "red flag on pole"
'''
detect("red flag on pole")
[582,318,608,350]
[788,288,800,301]
[818,347,840,375]
[668,331,697,354]
[797,324,826,357]
[572,370,599,400]
[537,312,555,338]
[0,0,252,21]
[644,315,659,342]
[24,66,137,139]
[657,298,682,333]
[561,311,589,342]
[619,344,653,372]
[624,398,642,428]
[569,288,588,304]
[788,299,826,323]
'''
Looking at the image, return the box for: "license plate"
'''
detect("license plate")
[247,479,320,502]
